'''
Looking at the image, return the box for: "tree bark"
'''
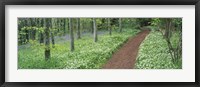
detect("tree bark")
[69,18,74,51]
[40,33,44,44]
[108,18,112,35]
[119,18,122,32]
[32,18,36,40]
[77,18,81,39]
[91,19,94,34]
[39,18,44,44]
[64,18,66,35]
[51,18,55,48]
[18,19,22,44]
[93,18,97,42]
[51,32,55,48]
[25,19,30,43]
[44,18,51,60]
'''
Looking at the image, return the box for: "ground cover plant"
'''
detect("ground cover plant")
[135,31,182,69]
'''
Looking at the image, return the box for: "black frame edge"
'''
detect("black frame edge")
[2,0,200,5]
[0,0,5,86]
[195,1,200,86]
[1,82,199,87]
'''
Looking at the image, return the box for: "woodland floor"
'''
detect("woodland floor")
[102,30,150,69]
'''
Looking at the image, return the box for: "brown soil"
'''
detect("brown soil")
[102,30,150,69]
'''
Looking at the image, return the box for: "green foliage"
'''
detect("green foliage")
[151,18,160,26]
[172,18,182,30]
[135,31,182,69]
[150,18,182,30]
[18,29,140,69]
[122,18,137,28]
[149,18,182,64]
[136,18,152,27]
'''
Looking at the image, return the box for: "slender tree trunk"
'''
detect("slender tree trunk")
[39,18,44,44]
[119,18,122,32]
[68,20,70,33]
[163,18,178,63]
[93,18,97,42]
[58,19,60,34]
[27,18,32,40]
[91,19,94,34]
[69,18,74,51]
[108,18,111,35]
[18,19,22,44]
[44,18,51,60]
[77,18,81,39]
[21,19,26,44]
[64,19,66,35]
[32,18,36,40]
[62,19,65,35]
[25,19,30,43]
[51,18,55,48]
[51,32,55,47]
[25,30,29,43]
[40,33,44,44]
[32,29,36,40]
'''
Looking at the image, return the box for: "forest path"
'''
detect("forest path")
[102,30,150,69]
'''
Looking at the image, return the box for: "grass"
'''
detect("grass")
[18,29,140,69]
[135,31,182,69]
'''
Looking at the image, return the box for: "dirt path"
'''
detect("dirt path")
[102,30,150,69]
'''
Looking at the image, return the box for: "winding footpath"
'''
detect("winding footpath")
[103,30,150,69]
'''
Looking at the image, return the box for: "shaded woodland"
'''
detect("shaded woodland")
[18,18,182,69]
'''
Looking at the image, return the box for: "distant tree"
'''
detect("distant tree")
[39,18,44,44]
[108,18,111,35]
[77,18,81,39]
[25,19,30,43]
[51,18,55,48]
[91,18,94,34]
[93,18,98,42]
[44,18,51,60]
[18,18,27,44]
[63,18,66,35]
[58,18,61,33]
[29,18,36,40]
[69,18,74,51]
[119,18,122,32]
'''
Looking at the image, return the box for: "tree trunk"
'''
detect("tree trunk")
[67,19,70,33]
[40,33,44,44]
[119,18,122,32]
[44,18,51,60]
[39,18,44,44]
[51,18,55,47]
[108,18,112,35]
[69,18,74,51]
[64,18,66,35]
[18,19,22,44]
[25,19,30,43]
[91,19,94,34]
[51,32,55,48]
[163,18,178,63]
[77,18,81,39]
[93,18,98,42]
[32,18,36,40]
